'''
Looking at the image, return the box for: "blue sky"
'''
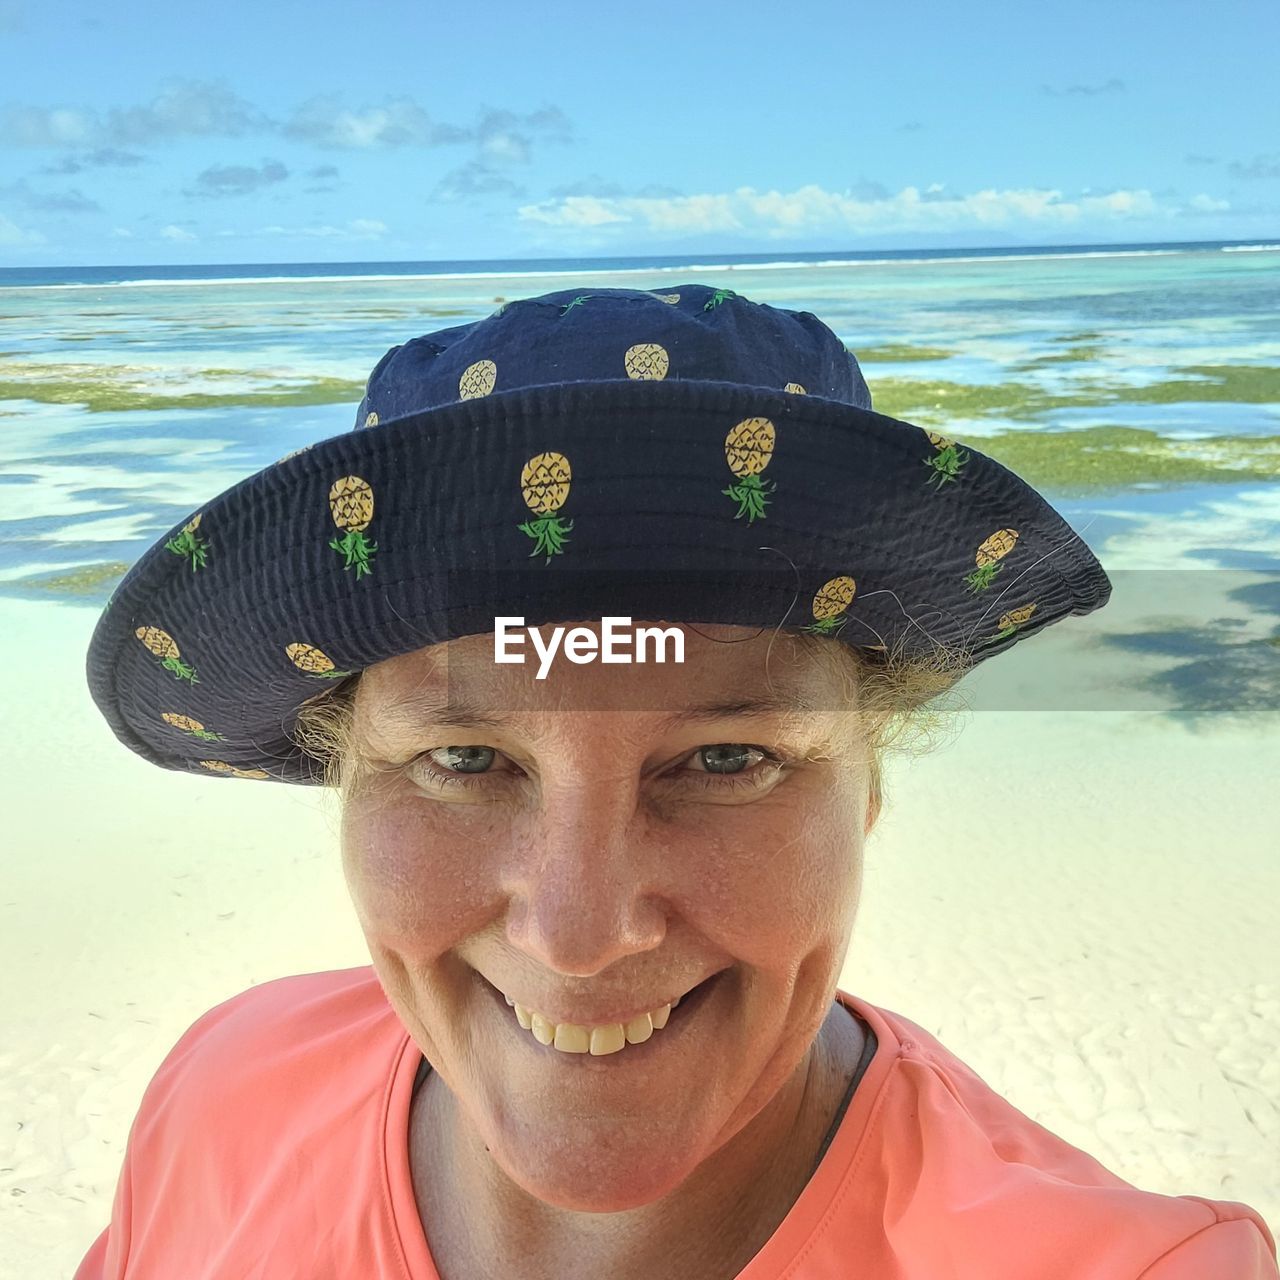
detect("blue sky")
[1,0,1276,265]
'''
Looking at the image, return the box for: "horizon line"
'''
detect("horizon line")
[4,235,1278,274]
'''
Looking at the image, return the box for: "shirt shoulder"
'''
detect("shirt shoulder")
[128,964,396,1124]
[81,966,413,1278]
[822,994,1279,1279]
[154,964,392,1064]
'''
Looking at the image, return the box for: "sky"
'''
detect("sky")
[1,0,1277,266]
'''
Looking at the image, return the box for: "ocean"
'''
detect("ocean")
[1,239,1277,717]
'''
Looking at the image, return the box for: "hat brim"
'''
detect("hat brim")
[86,378,1111,784]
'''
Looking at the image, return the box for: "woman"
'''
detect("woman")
[77,285,1277,1278]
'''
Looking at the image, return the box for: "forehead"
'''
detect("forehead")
[356,622,848,731]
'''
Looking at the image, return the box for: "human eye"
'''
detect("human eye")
[677,743,787,793]
[408,744,520,793]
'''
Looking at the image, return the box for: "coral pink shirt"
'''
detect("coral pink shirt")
[75,966,1278,1279]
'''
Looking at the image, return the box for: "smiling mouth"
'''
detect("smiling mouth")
[477,970,724,1060]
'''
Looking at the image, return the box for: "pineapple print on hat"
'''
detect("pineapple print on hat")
[784,382,807,394]
[286,642,354,678]
[624,343,670,380]
[161,711,224,742]
[459,359,497,399]
[518,452,574,562]
[559,294,599,316]
[164,512,210,572]
[722,417,777,523]
[648,292,681,304]
[704,288,739,310]
[135,626,198,683]
[965,528,1019,592]
[198,760,270,780]
[922,430,971,489]
[803,576,857,636]
[327,475,378,579]
[363,411,379,428]
[988,602,1038,645]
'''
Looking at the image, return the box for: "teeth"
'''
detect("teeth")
[624,1012,653,1044]
[590,1024,626,1055]
[553,1023,590,1053]
[503,990,690,1055]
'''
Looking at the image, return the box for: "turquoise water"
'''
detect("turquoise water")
[1,244,1276,718]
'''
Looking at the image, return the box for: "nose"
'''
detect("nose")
[504,778,668,977]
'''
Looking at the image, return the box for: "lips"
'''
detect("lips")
[479,969,718,1030]
[477,967,725,1059]
[657,968,720,1023]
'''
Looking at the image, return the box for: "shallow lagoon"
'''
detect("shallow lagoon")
[1,248,1277,724]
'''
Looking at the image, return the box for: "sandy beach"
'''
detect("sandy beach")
[2,247,1277,1273]
[2,595,1276,1276]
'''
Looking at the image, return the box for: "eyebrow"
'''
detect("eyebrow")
[371,690,815,731]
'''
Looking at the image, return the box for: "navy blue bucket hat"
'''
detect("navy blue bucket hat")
[85,283,1111,784]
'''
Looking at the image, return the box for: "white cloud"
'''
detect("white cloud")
[0,86,563,161]
[0,178,99,213]
[0,80,267,147]
[432,159,526,200]
[1189,192,1231,212]
[188,158,289,198]
[213,219,388,240]
[1042,78,1126,97]
[1226,154,1280,180]
[281,97,569,153]
[480,132,528,163]
[518,182,1192,236]
[1,105,96,146]
[160,224,197,242]
[283,95,471,149]
[522,193,717,230]
[108,80,267,144]
[0,212,45,244]
[110,226,134,238]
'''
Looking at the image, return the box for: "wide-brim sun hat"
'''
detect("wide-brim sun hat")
[85,283,1111,784]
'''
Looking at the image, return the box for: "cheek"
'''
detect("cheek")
[669,783,864,957]
[340,785,502,955]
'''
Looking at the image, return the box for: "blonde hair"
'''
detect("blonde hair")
[291,630,972,812]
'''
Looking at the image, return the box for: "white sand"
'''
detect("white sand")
[1,598,1276,1277]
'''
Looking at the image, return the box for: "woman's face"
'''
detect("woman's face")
[340,621,878,1212]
